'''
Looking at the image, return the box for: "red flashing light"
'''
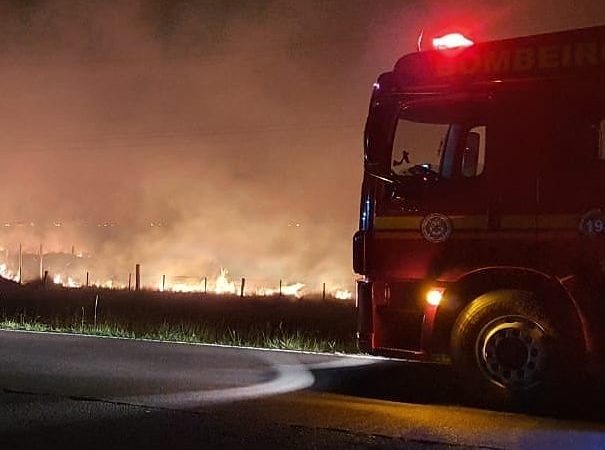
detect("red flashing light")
[432,33,474,50]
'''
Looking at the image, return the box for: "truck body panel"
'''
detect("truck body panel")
[356,25,605,368]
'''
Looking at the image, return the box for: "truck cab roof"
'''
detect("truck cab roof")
[391,25,605,92]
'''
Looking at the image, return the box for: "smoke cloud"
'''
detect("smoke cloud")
[0,0,603,291]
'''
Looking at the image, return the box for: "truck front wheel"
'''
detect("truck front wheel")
[450,289,581,407]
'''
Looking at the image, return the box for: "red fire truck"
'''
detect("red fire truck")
[354,25,605,403]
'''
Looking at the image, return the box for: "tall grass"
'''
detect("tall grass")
[0,283,357,353]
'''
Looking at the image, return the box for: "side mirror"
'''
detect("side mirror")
[462,132,480,177]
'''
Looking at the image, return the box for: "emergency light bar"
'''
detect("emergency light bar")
[432,33,474,50]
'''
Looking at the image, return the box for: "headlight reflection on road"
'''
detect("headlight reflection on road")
[117,353,378,409]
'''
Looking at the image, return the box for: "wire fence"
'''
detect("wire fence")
[0,250,354,300]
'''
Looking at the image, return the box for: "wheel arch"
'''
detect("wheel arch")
[433,267,588,356]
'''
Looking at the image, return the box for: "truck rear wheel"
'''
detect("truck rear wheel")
[450,289,580,407]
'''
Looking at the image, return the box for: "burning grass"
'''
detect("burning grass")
[0,283,357,353]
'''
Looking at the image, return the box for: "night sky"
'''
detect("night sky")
[0,0,604,290]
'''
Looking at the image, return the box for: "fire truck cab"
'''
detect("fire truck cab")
[355,25,605,402]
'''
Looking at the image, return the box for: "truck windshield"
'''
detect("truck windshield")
[391,118,485,179]
[391,119,449,177]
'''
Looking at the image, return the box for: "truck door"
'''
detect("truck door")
[371,94,542,281]
[372,97,494,281]
[535,89,605,354]
[486,94,542,268]
[536,92,605,276]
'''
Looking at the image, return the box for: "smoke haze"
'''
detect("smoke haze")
[0,0,604,290]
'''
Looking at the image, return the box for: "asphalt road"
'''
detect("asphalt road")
[1,330,604,450]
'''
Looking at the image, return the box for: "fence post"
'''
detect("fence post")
[240,278,246,297]
[128,272,132,291]
[279,279,282,297]
[204,276,207,294]
[39,244,43,280]
[18,243,22,285]
[322,283,326,301]
[80,306,85,332]
[162,274,166,292]
[43,270,48,288]
[86,271,89,288]
[135,264,141,291]
[94,294,99,327]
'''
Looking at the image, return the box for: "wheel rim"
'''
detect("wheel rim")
[475,315,547,390]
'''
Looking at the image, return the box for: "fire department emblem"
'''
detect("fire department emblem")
[421,213,452,243]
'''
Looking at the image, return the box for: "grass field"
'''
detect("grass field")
[0,281,358,353]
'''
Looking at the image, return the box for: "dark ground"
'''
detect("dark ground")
[1,330,605,450]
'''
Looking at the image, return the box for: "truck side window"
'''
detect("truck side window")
[462,126,486,177]
[593,119,605,159]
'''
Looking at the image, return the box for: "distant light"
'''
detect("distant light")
[426,289,444,306]
[432,33,474,50]
[372,82,380,90]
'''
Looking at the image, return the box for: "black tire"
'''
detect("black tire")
[450,289,583,408]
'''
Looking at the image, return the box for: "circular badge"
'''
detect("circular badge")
[421,213,452,243]
[579,209,605,237]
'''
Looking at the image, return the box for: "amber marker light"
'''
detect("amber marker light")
[426,289,444,307]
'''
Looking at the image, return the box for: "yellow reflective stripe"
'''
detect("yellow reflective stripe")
[375,214,579,231]
[500,214,579,230]
[374,215,488,231]
[374,216,422,231]
[450,215,489,230]
[500,215,536,229]
[537,214,579,230]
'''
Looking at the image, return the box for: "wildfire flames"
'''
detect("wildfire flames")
[214,268,236,295]
[0,256,351,300]
[0,263,18,282]
[160,268,308,298]
[334,289,353,300]
[256,283,305,298]
[52,274,79,288]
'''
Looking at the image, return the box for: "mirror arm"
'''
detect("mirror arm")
[366,168,396,184]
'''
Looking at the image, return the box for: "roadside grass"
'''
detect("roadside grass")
[0,285,357,353]
[0,316,349,352]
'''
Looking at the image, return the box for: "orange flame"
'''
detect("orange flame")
[214,268,237,294]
